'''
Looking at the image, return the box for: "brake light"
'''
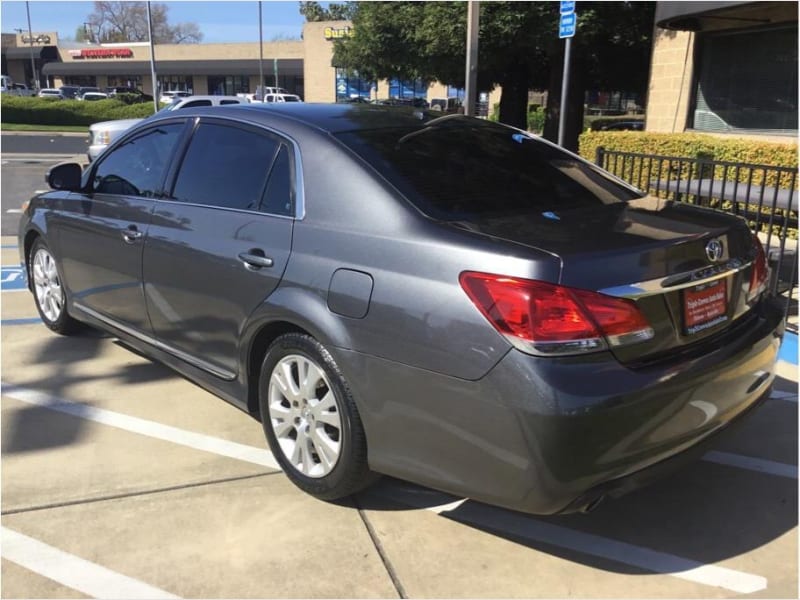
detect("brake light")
[459,271,653,356]
[747,235,769,303]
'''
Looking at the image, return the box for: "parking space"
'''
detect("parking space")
[1,231,797,598]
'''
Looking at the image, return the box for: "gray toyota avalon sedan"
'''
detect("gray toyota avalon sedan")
[18,104,784,514]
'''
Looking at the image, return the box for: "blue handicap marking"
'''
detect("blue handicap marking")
[779,331,798,365]
[1,266,28,291]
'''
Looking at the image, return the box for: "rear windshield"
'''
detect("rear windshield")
[335,117,644,220]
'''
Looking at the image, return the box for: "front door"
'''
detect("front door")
[56,121,187,332]
[142,119,297,378]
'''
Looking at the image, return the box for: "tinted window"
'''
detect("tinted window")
[171,122,281,211]
[180,100,212,108]
[261,145,293,216]
[93,123,184,197]
[220,99,240,105]
[336,119,643,220]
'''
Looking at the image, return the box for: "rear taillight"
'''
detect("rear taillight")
[747,235,769,303]
[459,271,653,356]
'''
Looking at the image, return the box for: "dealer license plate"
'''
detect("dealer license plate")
[683,278,728,335]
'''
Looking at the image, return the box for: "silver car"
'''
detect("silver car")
[87,95,248,161]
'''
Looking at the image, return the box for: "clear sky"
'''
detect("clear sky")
[1,1,309,44]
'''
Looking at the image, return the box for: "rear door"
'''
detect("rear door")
[142,118,296,379]
[56,120,187,332]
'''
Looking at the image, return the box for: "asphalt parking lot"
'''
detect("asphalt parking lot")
[1,220,798,598]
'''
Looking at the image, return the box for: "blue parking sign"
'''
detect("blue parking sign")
[560,0,575,14]
[559,12,576,38]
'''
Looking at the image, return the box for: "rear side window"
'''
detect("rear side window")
[171,122,286,212]
[261,145,293,216]
[180,100,212,108]
[220,99,241,105]
[93,122,184,197]
[336,119,644,220]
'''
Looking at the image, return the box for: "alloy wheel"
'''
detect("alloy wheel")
[268,354,342,478]
[32,248,64,323]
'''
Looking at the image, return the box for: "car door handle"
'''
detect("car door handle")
[238,252,274,269]
[121,226,143,244]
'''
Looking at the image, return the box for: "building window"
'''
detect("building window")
[446,86,465,101]
[158,75,193,94]
[389,78,427,100]
[64,75,96,86]
[692,25,798,134]
[335,68,373,101]
[207,75,248,96]
[108,75,143,89]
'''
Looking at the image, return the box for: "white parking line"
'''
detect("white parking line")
[770,390,798,403]
[433,503,767,594]
[2,384,280,470]
[0,383,785,594]
[703,450,798,479]
[1,527,180,599]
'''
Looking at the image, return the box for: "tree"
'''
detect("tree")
[331,1,654,150]
[85,1,202,44]
[299,2,355,22]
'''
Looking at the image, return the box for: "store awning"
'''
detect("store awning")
[4,45,59,60]
[656,1,795,31]
[43,58,303,77]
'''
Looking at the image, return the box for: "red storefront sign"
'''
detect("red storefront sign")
[73,48,134,59]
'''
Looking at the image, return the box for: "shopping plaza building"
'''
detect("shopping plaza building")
[1,20,491,106]
[2,3,796,140]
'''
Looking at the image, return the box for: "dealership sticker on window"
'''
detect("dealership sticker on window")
[683,278,728,335]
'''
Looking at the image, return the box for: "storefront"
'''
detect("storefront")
[2,20,501,108]
[646,1,797,137]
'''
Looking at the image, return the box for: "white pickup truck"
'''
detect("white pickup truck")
[1,75,35,96]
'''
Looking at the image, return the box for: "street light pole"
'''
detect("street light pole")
[557,36,572,147]
[25,1,38,91]
[464,1,480,117]
[146,1,159,112]
[258,2,264,101]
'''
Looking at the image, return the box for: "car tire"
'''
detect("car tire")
[259,333,376,500]
[29,239,81,335]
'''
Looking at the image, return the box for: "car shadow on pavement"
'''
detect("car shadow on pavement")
[358,396,797,576]
[2,329,178,455]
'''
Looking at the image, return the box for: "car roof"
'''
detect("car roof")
[174,103,453,134]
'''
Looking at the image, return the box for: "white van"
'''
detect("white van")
[1,75,14,94]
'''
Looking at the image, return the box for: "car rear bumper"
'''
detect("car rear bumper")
[339,296,784,514]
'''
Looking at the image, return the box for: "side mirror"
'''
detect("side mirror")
[46,162,83,191]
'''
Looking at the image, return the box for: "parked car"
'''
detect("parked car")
[106,87,154,103]
[87,95,248,161]
[261,93,302,103]
[429,97,463,113]
[76,86,102,99]
[593,120,645,131]
[161,94,248,111]
[11,83,35,96]
[252,86,290,101]
[37,88,64,99]
[159,90,191,104]
[59,85,81,99]
[80,92,109,102]
[0,74,14,94]
[19,104,783,515]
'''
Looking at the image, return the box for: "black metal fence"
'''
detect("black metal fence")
[595,147,798,313]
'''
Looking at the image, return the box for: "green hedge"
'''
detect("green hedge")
[579,131,798,168]
[0,96,156,126]
[488,103,545,133]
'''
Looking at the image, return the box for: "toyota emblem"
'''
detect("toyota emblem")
[705,238,724,262]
